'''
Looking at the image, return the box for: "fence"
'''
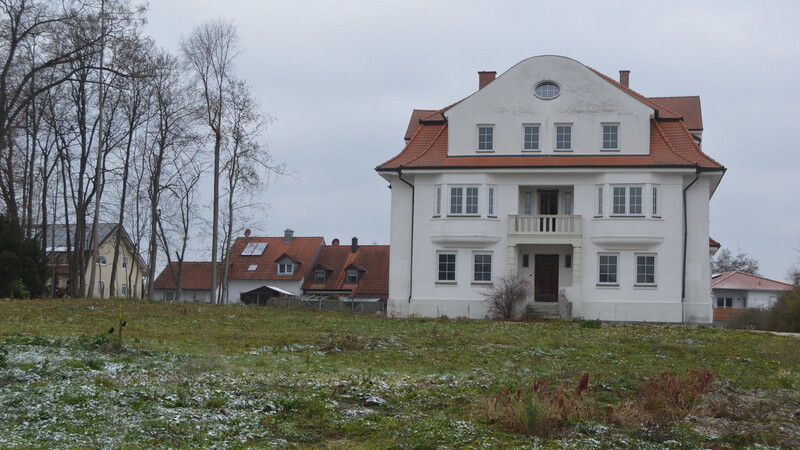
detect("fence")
[257,296,386,315]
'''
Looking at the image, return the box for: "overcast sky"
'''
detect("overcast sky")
[143,0,800,281]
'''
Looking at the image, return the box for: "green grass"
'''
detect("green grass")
[1,298,798,448]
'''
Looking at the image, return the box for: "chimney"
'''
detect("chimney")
[351,236,358,253]
[478,71,496,89]
[619,70,630,88]
[244,229,251,238]
[284,228,294,243]
[332,238,340,246]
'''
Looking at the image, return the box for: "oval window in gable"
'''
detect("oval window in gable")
[534,81,561,100]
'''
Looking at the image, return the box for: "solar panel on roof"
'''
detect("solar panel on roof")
[241,242,268,256]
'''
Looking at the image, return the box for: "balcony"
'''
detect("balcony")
[508,215,582,237]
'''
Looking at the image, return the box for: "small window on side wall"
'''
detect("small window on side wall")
[555,124,572,150]
[478,125,494,151]
[598,253,618,285]
[602,124,619,150]
[523,124,540,151]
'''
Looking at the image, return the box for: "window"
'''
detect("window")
[596,185,604,216]
[166,290,175,301]
[241,242,267,256]
[247,264,258,272]
[487,186,496,216]
[598,253,618,284]
[437,252,456,282]
[122,256,128,269]
[97,255,107,265]
[555,124,572,150]
[652,185,660,217]
[534,81,560,99]
[523,191,534,215]
[449,186,480,215]
[121,283,128,297]
[602,124,619,150]
[716,297,733,308]
[636,254,656,285]
[345,269,359,284]
[563,191,573,215]
[434,185,442,216]
[473,253,492,282]
[314,269,326,284]
[99,280,105,295]
[612,185,644,216]
[278,263,294,275]
[478,125,493,151]
[523,125,540,150]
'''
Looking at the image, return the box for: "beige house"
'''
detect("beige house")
[46,223,146,299]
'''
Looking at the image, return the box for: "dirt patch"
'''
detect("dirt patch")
[684,381,800,448]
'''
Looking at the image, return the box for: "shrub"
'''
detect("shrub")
[638,369,713,421]
[727,289,800,332]
[482,275,531,319]
[580,319,601,329]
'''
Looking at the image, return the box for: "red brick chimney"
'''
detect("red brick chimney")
[478,71,496,89]
[619,70,630,88]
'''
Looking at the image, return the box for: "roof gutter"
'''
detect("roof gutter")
[397,167,415,304]
[681,167,701,311]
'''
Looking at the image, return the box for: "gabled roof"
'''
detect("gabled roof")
[153,262,222,290]
[302,244,389,299]
[226,236,324,281]
[712,271,794,292]
[378,62,723,172]
[45,223,118,251]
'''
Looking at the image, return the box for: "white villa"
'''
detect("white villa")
[376,55,725,322]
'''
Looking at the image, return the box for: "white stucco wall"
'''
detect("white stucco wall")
[446,56,653,156]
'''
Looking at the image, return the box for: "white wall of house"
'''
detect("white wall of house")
[713,288,782,310]
[153,288,212,303]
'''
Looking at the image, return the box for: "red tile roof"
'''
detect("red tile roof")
[709,237,721,247]
[649,96,703,130]
[712,271,794,292]
[226,236,324,281]
[301,244,389,299]
[153,262,222,290]
[378,67,723,172]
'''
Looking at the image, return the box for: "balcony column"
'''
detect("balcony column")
[572,245,582,283]
[507,245,517,277]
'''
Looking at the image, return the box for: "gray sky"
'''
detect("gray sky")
[143,0,800,282]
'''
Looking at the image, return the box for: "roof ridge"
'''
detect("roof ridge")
[723,271,795,288]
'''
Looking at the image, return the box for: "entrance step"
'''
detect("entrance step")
[526,302,560,320]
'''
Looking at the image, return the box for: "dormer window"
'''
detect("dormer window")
[278,263,294,275]
[313,269,326,283]
[345,268,359,284]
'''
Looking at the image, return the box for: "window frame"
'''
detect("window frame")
[345,268,359,285]
[523,124,540,151]
[477,125,494,152]
[247,264,259,272]
[652,185,661,217]
[487,185,497,217]
[437,251,457,284]
[595,185,604,217]
[598,253,619,285]
[448,185,481,216]
[434,185,442,217]
[635,253,657,286]
[278,263,295,275]
[472,252,493,283]
[716,297,733,308]
[611,185,645,217]
[313,269,327,284]
[555,123,572,151]
[602,123,620,151]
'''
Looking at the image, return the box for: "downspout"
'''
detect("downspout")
[397,167,414,304]
[681,167,701,315]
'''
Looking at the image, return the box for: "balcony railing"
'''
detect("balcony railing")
[508,215,582,236]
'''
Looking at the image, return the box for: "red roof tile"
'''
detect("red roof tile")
[226,236,324,281]
[153,262,222,290]
[712,272,794,292]
[378,67,723,172]
[301,244,389,299]
[649,96,703,130]
[709,237,721,247]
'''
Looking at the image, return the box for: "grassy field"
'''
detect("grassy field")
[1,298,798,448]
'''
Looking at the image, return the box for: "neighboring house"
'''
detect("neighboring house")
[302,237,390,300]
[711,271,794,322]
[225,229,325,304]
[45,223,146,299]
[376,55,725,322]
[152,261,219,303]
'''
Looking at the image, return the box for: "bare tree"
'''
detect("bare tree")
[180,19,239,304]
[482,275,531,320]
[712,247,760,275]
